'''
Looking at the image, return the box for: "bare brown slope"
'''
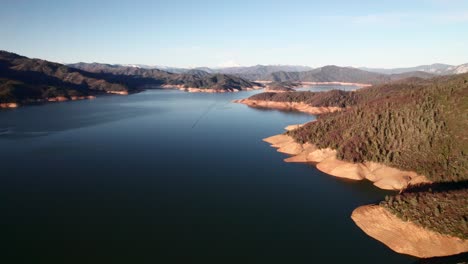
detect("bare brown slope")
[352,205,468,258]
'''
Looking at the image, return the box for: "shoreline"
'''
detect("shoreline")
[233,99,343,115]
[351,205,468,258]
[263,130,429,190]
[106,90,129,95]
[233,97,467,258]
[0,95,97,109]
[161,84,264,93]
[299,81,372,87]
[255,80,372,88]
[0,102,19,109]
[234,99,429,190]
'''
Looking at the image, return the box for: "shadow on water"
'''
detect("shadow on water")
[414,252,468,264]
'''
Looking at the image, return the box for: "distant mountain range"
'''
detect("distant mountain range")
[67,62,262,92]
[69,62,438,84]
[263,66,436,84]
[360,63,468,75]
[1,50,467,107]
[0,51,261,106]
[104,64,314,81]
[112,62,468,80]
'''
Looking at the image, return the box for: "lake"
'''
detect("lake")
[0,86,416,263]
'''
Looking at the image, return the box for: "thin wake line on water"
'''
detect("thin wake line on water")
[191,101,218,129]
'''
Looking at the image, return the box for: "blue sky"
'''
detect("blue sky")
[1,0,467,68]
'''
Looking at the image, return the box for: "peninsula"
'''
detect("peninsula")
[236,73,468,257]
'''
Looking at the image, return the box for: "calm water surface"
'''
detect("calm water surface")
[0,87,417,263]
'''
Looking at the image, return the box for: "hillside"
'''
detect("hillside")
[67,62,173,87]
[169,73,262,91]
[151,65,313,80]
[216,65,313,80]
[380,182,468,239]
[0,51,265,106]
[243,73,468,248]
[264,81,299,92]
[249,90,357,107]
[361,63,468,75]
[0,51,130,105]
[285,73,467,182]
[69,62,261,91]
[265,65,435,84]
[244,74,468,182]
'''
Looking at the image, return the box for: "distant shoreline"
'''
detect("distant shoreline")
[233,98,343,115]
[255,80,372,88]
[161,84,264,93]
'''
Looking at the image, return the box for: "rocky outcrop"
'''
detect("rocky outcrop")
[351,205,468,258]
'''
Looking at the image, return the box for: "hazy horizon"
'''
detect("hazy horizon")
[1,0,468,68]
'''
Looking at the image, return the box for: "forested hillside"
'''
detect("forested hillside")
[282,74,468,182]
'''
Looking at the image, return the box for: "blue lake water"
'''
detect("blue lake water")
[0,87,416,263]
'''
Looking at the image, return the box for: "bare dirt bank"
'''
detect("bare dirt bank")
[0,102,19,109]
[254,81,372,88]
[351,205,468,258]
[299,81,372,87]
[47,95,97,102]
[106,90,129,95]
[1,95,97,109]
[263,131,429,190]
[233,99,343,115]
[162,84,263,93]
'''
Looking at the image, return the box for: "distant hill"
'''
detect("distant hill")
[69,62,262,91]
[449,63,468,75]
[149,65,314,80]
[67,62,174,87]
[0,51,130,105]
[265,81,299,92]
[0,51,263,106]
[265,65,435,84]
[68,62,443,84]
[361,63,468,75]
[157,63,467,81]
[215,65,313,80]
[184,69,211,78]
[171,73,262,91]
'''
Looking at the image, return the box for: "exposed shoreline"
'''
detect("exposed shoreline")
[161,84,264,93]
[233,99,343,115]
[255,80,372,88]
[0,102,19,109]
[106,90,129,95]
[1,83,263,109]
[234,96,468,258]
[263,130,429,190]
[234,99,430,190]
[0,95,98,109]
[351,205,468,258]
